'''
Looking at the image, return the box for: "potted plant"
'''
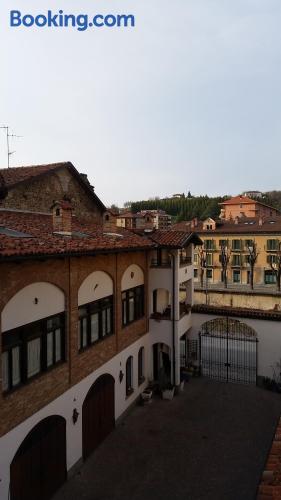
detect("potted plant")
[162,383,175,400]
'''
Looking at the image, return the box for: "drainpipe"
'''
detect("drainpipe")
[169,252,176,386]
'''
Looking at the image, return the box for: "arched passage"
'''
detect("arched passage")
[152,342,171,384]
[10,416,66,500]
[82,374,115,460]
[199,317,258,384]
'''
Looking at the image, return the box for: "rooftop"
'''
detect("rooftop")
[0,162,106,211]
[0,209,155,260]
[173,216,281,235]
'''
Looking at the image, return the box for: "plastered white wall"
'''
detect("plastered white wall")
[1,283,65,332]
[121,264,144,291]
[78,271,113,306]
[0,333,150,500]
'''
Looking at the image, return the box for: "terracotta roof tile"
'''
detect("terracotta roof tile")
[0,210,154,259]
[0,163,67,187]
[173,217,281,235]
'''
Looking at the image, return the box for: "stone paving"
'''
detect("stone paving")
[53,378,281,500]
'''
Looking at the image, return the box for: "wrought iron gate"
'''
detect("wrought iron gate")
[199,317,258,384]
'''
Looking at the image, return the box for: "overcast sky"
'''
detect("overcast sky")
[1,0,281,206]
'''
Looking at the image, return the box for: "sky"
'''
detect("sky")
[1,0,281,206]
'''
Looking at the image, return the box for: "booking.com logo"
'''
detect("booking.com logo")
[10,10,135,31]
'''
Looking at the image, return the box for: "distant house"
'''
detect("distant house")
[219,195,279,220]
[243,190,263,199]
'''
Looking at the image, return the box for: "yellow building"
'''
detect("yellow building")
[174,216,281,289]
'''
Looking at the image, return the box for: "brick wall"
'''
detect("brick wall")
[1,167,103,222]
[0,250,149,436]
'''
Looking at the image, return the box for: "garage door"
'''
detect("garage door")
[82,374,115,460]
[10,416,66,500]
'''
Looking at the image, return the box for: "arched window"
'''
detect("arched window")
[138,347,145,385]
[1,283,65,393]
[78,271,114,351]
[126,356,133,396]
[121,265,144,327]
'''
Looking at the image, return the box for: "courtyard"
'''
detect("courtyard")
[53,378,281,500]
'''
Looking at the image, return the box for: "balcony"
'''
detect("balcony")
[150,305,171,321]
[180,256,192,267]
[179,302,191,317]
[150,258,171,268]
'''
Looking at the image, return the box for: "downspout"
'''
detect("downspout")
[172,253,176,386]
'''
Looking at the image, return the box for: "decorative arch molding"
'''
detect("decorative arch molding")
[1,282,65,332]
[121,264,144,291]
[200,317,257,338]
[78,270,113,306]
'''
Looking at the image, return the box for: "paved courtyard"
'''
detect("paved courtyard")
[53,378,281,500]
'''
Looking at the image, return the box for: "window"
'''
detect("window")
[245,239,253,248]
[194,253,198,265]
[194,269,198,279]
[78,296,113,351]
[232,254,241,266]
[206,269,213,279]
[219,239,228,248]
[232,240,241,251]
[204,240,215,250]
[206,253,213,266]
[267,239,279,251]
[265,270,277,284]
[267,254,278,265]
[138,347,145,385]
[122,285,144,326]
[2,313,65,393]
[233,270,241,283]
[126,356,133,395]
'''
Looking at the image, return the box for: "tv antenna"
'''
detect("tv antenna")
[0,125,23,168]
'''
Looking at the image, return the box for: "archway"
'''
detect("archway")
[10,416,66,500]
[82,374,115,460]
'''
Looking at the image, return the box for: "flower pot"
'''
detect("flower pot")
[162,387,175,400]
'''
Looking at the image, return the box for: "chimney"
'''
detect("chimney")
[259,217,264,226]
[103,211,117,232]
[51,200,72,235]
[234,216,239,225]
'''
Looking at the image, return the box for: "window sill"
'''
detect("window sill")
[126,388,134,399]
[2,360,66,397]
[78,332,115,353]
[122,316,145,329]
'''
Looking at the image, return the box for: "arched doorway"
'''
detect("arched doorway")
[199,317,258,384]
[10,416,66,500]
[82,374,115,460]
[152,343,171,384]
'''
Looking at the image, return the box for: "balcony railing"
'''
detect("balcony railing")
[179,302,191,317]
[150,306,171,321]
[180,256,192,266]
[150,258,171,268]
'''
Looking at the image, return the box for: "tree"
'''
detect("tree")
[187,190,192,198]
[220,243,231,288]
[246,241,259,290]
[198,246,207,288]
[269,241,281,292]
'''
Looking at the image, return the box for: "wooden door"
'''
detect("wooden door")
[82,374,115,460]
[10,416,66,500]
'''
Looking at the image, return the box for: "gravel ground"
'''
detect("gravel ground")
[53,378,281,500]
